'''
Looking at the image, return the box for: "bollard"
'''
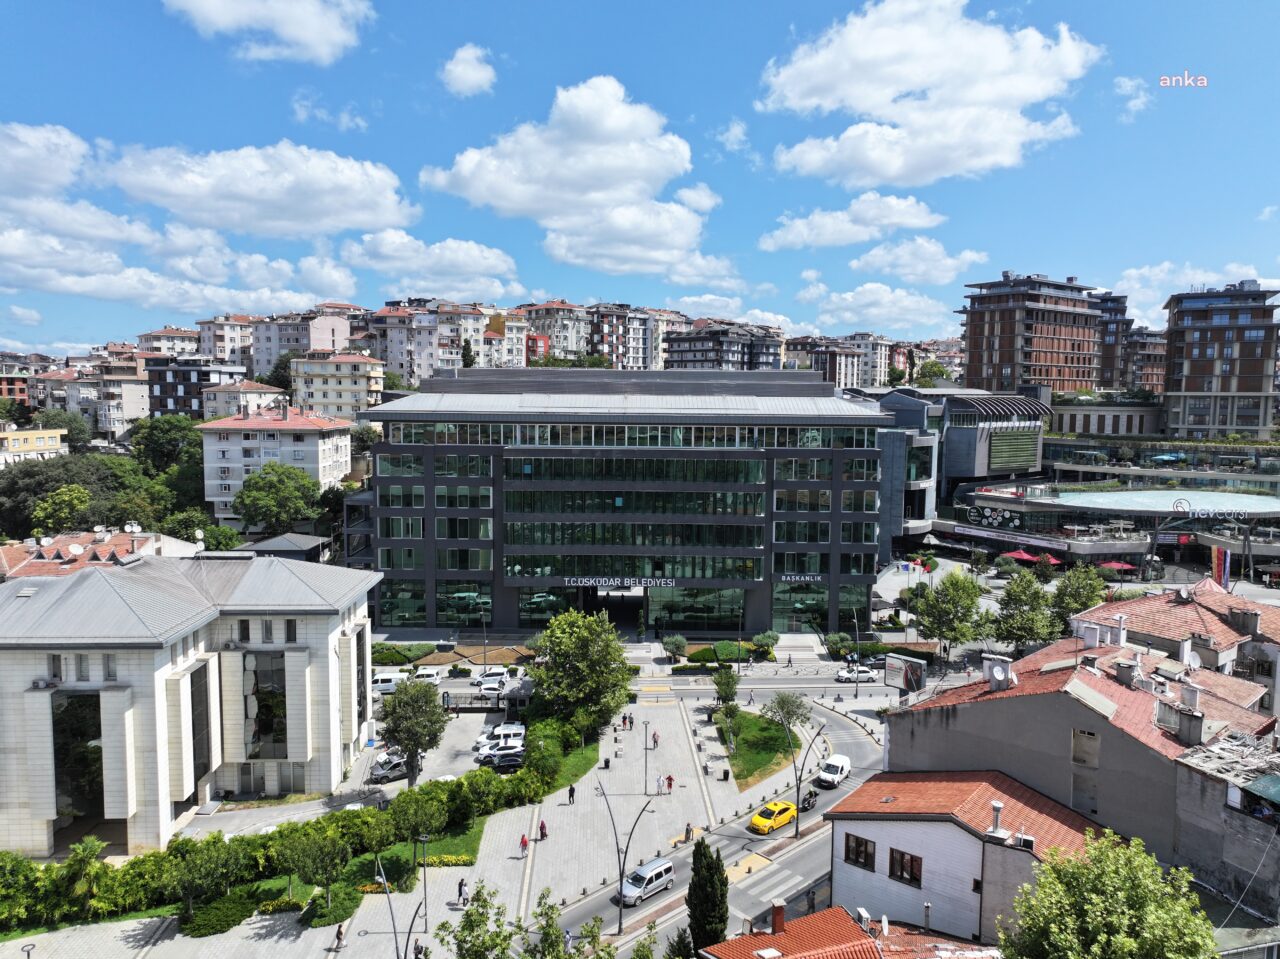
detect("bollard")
[603,877,607,886]
[583,887,588,896]
[720,816,725,824]
[561,897,568,906]
[747,866,752,874]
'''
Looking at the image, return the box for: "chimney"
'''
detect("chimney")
[1082,623,1101,649]
[1113,614,1128,647]
[923,902,931,933]
[988,800,1004,836]
[241,404,250,420]
[1181,685,1200,711]
[771,899,786,935]
[1178,708,1206,747]
[1115,660,1138,687]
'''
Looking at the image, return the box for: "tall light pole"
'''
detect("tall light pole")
[596,780,653,935]
[788,722,827,839]
[642,719,650,796]
[416,833,429,936]
[373,855,400,959]
[852,606,862,701]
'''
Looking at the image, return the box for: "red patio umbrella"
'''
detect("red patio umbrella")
[1000,549,1038,562]
[1099,561,1136,571]
[1039,553,1062,565]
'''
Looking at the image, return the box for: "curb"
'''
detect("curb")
[812,699,883,747]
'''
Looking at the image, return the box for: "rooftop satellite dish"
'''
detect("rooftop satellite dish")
[194,542,205,553]
[1188,651,1203,670]
[992,665,1007,681]
[1179,586,1189,601]
[93,525,105,533]
[194,529,205,540]
[39,537,53,547]
[68,544,84,556]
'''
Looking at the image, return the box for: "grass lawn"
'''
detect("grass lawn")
[0,903,181,943]
[344,817,489,884]
[713,710,796,791]
[551,741,600,794]
[220,792,325,810]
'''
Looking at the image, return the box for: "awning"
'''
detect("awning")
[1246,773,1280,804]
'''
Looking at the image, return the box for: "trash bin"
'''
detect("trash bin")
[604,757,611,770]
[721,769,730,782]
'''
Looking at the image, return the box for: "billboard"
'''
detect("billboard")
[884,653,927,693]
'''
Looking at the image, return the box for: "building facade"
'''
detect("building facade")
[92,355,150,441]
[960,272,1101,393]
[201,380,285,419]
[353,369,886,637]
[664,322,783,371]
[1163,280,1278,440]
[250,312,351,379]
[1090,291,1132,391]
[0,553,380,856]
[1123,326,1167,394]
[0,361,30,405]
[137,326,200,355]
[291,351,384,418]
[197,408,353,528]
[0,425,67,469]
[197,315,255,366]
[145,355,247,418]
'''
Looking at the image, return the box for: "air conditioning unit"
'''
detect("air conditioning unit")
[222,641,239,651]
[31,679,47,689]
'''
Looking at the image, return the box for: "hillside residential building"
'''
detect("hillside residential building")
[827,771,1091,944]
[63,374,100,422]
[960,272,1101,393]
[1090,291,1131,391]
[1163,279,1279,440]
[524,299,590,359]
[92,354,150,440]
[145,355,247,418]
[27,368,79,411]
[200,380,286,419]
[587,302,631,369]
[136,326,200,355]
[197,408,353,528]
[291,351,384,418]
[197,315,255,365]
[250,312,351,379]
[664,321,783,371]
[0,361,30,404]
[0,529,199,580]
[0,425,67,469]
[1123,326,1167,394]
[0,552,380,855]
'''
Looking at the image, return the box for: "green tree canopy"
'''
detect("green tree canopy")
[1000,830,1216,959]
[915,569,991,647]
[529,354,612,369]
[661,633,687,661]
[461,338,476,368]
[0,455,155,538]
[436,882,517,959]
[383,371,407,391]
[34,409,92,453]
[664,927,696,959]
[232,461,321,535]
[163,832,250,918]
[351,423,380,455]
[32,483,91,535]
[130,415,201,477]
[912,359,949,387]
[886,366,907,386]
[712,667,739,704]
[261,351,300,392]
[293,829,350,909]
[379,680,450,786]
[0,397,32,427]
[527,610,631,729]
[159,508,241,549]
[1051,564,1108,634]
[686,838,729,950]
[995,570,1061,655]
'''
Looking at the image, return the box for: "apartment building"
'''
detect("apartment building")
[1163,279,1279,439]
[145,355,247,418]
[587,302,630,369]
[27,369,78,411]
[250,311,351,379]
[810,348,863,390]
[200,380,285,419]
[664,321,783,371]
[197,315,255,365]
[845,333,894,387]
[92,355,150,440]
[526,333,551,365]
[0,425,67,469]
[137,326,200,355]
[524,299,590,358]
[960,272,1101,393]
[0,361,30,405]
[197,407,353,528]
[1090,291,1132,390]
[643,308,692,370]
[0,551,380,855]
[291,351,384,418]
[1123,326,1167,394]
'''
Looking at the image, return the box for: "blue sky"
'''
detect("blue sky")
[2,0,1278,355]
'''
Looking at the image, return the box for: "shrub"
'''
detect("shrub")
[449,665,473,677]
[182,890,258,938]
[370,642,436,666]
[628,664,642,675]
[356,883,383,895]
[1098,566,1120,582]
[672,663,715,674]
[751,630,780,650]
[712,640,751,662]
[258,896,304,914]
[419,854,476,868]
[687,646,718,664]
[302,883,362,928]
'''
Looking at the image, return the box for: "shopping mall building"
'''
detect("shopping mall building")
[347,369,889,637]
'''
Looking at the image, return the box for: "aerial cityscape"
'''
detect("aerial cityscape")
[1,2,1278,959]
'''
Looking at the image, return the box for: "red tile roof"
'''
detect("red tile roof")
[1074,580,1276,652]
[196,408,352,431]
[702,908,879,959]
[32,369,80,381]
[200,380,284,394]
[375,306,412,317]
[879,924,1001,958]
[140,328,199,338]
[315,302,366,311]
[0,531,155,578]
[829,771,1093,859]
[528,299,583,311]
[294,352,382,364]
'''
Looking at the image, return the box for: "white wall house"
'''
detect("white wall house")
[0,553,381,856]
[137,326,200,355]
[201,380,286,419]
[197,408,352,528]
[197,316,255,365]
[292,351,384,418]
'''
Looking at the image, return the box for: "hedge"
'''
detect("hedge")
[671,663,716,674]
[301,883,362,928]
[687,646,718,664]
[371,642,436,666]
[419,854,476,868]
[183,890,259,938]
[258,896,305,914]
[449,665,473,677]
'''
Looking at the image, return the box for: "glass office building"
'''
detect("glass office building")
[353,370,889,636]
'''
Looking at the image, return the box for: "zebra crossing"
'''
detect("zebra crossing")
[730,859,818,915]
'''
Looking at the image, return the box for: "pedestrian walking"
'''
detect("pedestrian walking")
[458,877,468,905]
[787,654,793,667]
[652,730,659,749]
[520,833,529,858]
[564,930,573,952]
[806,888,817,914]
[666,773,674,794]
[334,922,345,951]
[622,714,628,731]
[748,691,754,705]
[684,822,694,843]
[656,774,664,795]
[568,784,576,804]
[414,938,425,959]
[539,819,548,841]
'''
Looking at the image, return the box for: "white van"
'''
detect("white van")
[474,727,524,751]
[620,857,674,906]
[815,754,851,788]
[371,673,407,696]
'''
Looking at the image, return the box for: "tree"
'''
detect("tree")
[686,838,729,950]
[664,927,696,959]
[522,891,616,959]
[164,832,249,918]
[661,633,687,662]
[294,829,350,909]
[1000,830,1216,959]
[461,338,476,368]
[262,351,300,392]
[527,610,631,730]
[631,922,659,959]
[130,415,201,476]
[762,691,812,836]
[0,455,125,538]
[913,359,949,387]
[162,446,207,512]
[380,681,450,786]
[907,347,916,383]
[351,424,380,456]
[522,720,565,785]
[48,836,114,921]
[159,508,242,549]
[436,882,517,959]
[0,850,39,930]
[750,630,779,654]
[994,570,1060,655]
[712,667,739,705]
[34,409,92,453]
[886,366,906,386]
[1051,564,1107,634]
[0,397,32,426]
[232,461,321,534]
[269,823,312,901]
[32,483,91,535]
[915,569,989,647]
[1032,554,1056,584]
[383,371,407,391]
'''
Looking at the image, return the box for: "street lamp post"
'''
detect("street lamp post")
[416,834,429,935]
[642,720,650,796]
[787,722,827,839]
[852,610,861,701]
[373,855,401,959]
[596,780,653,936]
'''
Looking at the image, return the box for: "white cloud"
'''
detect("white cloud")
[0,122,91,196]
[675,182,721,213]
[162,0,374,66]
[796,281,829,303]
[440,44,497,97]
[3,197,158,247]
[291,88,367,132]
[758,191,944,251]
[342,229,522,302]
[715,118,762,168]
[1258,205,1277,222]
[0,336,95,356]
[7,305,41,327]
[800,269,822,283]
[298,254,357,299]
[1114,76,1151,124]
[814,282,955,333]
[1114,261,1280,325]
[421,75,738,288]
[666,294,743,317]
[109,139,417,238]
[848,236,987,284]
[759,0,1102,188]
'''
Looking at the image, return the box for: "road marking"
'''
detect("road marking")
[517,801,541,920]
[641,684,671,692]
[725,852,770,883]
[678,698,717,828]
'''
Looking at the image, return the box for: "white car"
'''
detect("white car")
[413,667,443,685]
[835,666,877,683]
[476,740,525,763]
[471,666,511,686]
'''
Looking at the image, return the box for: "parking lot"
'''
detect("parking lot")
[368,702,511,787]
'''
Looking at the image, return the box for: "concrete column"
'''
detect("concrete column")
[285,647,312,762]
[205,654,223,777]
[219,649,245,764]
[23,688,56,822]
[338,629,355,744]
[99,686,136,819]
[166,671,194,802]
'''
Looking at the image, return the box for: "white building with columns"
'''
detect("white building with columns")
[0,553,381,856]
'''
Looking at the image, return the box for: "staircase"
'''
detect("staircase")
[774,633,827,664]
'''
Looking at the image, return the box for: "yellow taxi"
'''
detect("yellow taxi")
[749,800,797,834]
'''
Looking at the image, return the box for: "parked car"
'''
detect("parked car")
[619,858,674,906]
[478,743,525,765]
[413,666,443,685]
[835,666,877,683]
[471,666,510,686]
[814,754,852,788]
[491,754,524,774]
[371,672,407,695]
[863,655,887,670]
[474,729,524,751]
[749,801,798,834]
[369,757,409,784]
